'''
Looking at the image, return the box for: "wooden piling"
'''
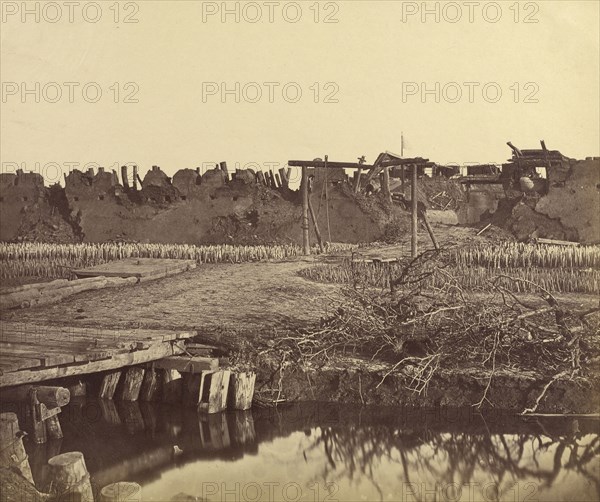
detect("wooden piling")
[198,370,231,414]
[139,367,160,402]
[45,415,63,440]
[117,367,145,401]
[29,389,46,444]
[0,412,34,484]
[47,451,93,501]
[228,372,256,411]
[100,482,142,502]
[99,370,121,399]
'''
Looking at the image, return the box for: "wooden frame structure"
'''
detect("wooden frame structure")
[289,153,432,257]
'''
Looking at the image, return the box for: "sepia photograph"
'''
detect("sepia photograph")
[0,1,599,501]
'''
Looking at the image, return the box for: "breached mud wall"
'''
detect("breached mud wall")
[1,158,598,244]
[0,170,76,242]
[534,158,600,243]
[0,166,393,244]
[0,171,46,241]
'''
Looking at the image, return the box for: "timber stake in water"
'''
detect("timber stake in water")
[47,451,94,501]
[0,412,34,484]
[228,372,256,411]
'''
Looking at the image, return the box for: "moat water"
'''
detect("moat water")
[23,401,599,502]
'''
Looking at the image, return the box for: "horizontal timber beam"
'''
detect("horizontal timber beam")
[288,158,432,170]
[288,160,374,169]
[0,342,184,388]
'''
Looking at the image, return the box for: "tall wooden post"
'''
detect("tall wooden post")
[382,166,391,203]
[353,156,366,193]
[411,164,418,258]
[401,164,405,193]
[301,166,310,255]
[307,195,325,253]
[132,165,138,191]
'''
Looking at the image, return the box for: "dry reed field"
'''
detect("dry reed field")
[299,243,600,294]
[0,242,356,282]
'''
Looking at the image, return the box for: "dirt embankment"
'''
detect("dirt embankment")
[1,158,598,244]
[1,167,404,245]
[4,255,597,414]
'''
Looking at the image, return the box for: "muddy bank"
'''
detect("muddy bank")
[2,254,598,415]
[252,359,600,414]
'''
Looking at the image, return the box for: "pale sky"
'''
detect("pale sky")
[1,0,599,185]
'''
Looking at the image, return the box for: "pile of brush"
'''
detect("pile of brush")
[285,251,600,408]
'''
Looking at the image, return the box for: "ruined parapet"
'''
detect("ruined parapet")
[201,168,227,189]
[142,165,171,189]
[140,166,179,204]
[232,169,256,185]
[0,170,51,241]
[0,170,45,205]
[139,166,180,204]
[172,169,202,199]
[65,168,120,204]
[94,167,119,192]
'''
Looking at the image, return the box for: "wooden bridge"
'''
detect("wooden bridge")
[0,322,193,387]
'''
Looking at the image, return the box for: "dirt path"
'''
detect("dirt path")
[0,260,341,334]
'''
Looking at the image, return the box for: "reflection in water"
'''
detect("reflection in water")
[306,421,599,501]
[22,400,599,501]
